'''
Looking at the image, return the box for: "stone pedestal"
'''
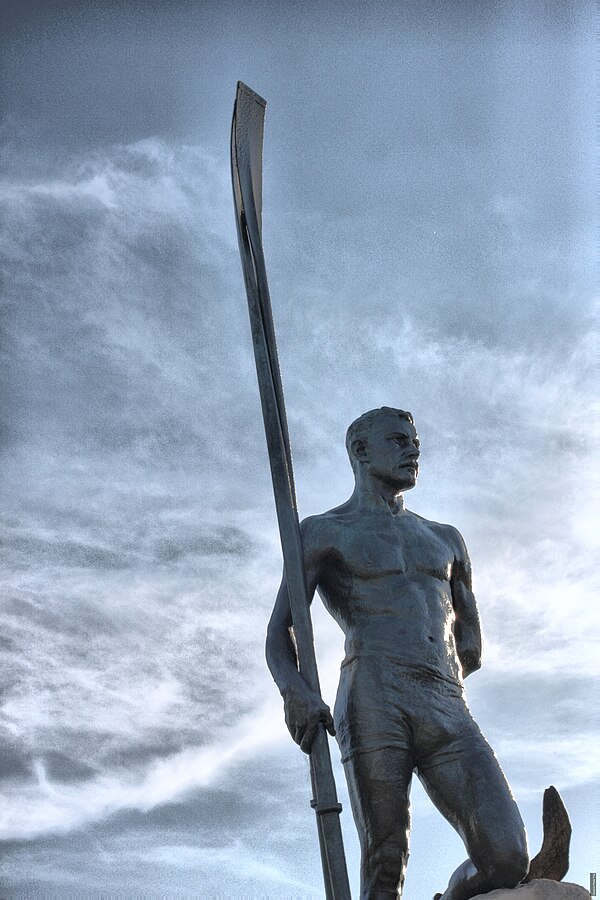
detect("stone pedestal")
[471,879,591,899]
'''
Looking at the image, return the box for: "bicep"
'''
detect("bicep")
[448,527,477,619]
[268,518,324,631]
[448,528,481,674]
[448,526,471,584]
[452,579,479,628]
[268,575,293,631]
[300,515,327,600]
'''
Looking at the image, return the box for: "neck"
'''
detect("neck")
[351,470,407,515]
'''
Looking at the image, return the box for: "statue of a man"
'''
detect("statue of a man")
[266,407,529,899]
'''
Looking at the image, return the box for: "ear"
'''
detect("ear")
[351,438,368,463]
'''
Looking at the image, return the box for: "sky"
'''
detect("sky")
[0,0,597,897]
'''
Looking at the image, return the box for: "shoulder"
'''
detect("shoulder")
[438,523,471,568]
[439,522,467,549]
[411,513,470,559]
[300,511,341,545]
[299,513,342,574]
[299,507,351,555]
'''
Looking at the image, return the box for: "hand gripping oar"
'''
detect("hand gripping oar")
[231,81,351,900]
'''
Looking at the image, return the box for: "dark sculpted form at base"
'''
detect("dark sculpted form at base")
[266,407,529,899]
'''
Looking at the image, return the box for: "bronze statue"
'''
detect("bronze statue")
[232,83,571,900]
[266,407,530,900]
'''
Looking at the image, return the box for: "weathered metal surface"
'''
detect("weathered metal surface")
[231,81,350,900]
[525,786,572,883]
[267,407,531,898]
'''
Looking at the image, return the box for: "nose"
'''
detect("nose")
[407,445,420,460]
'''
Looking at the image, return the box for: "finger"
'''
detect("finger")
[294,725,305,747]
[320,709,336,737]
[300,720,318,754]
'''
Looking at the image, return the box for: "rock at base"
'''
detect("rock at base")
[471,879,591,899]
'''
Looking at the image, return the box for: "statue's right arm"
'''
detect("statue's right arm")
[265,516,335,753]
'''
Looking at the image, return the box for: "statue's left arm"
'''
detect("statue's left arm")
[448,526,482,678]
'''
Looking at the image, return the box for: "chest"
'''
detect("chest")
[337,518,453,581]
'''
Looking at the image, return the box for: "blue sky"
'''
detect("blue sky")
[0,1,597,897]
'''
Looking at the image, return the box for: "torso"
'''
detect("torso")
[306,507,463,682]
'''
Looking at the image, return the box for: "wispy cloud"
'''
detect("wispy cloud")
[1,16,595,891]
[0,702,286,841]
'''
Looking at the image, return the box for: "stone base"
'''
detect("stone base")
[471,879,591,899]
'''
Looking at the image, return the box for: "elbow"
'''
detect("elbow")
[265,628,279,680]
[266,616,284,645]
[461,651,482,678]
[469,657,482,676]
[265,623,277,662]
[265,619,289,666]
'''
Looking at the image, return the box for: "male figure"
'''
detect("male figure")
[266,407,529,900]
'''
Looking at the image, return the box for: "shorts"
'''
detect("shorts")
[334,652,490,772]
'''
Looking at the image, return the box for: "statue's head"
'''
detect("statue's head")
[346,407,419,490]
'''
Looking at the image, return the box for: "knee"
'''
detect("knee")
[373,833,409,871]
[363,831,409,893]
[483,846,529,889]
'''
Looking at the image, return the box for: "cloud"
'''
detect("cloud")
[0,97,595,897]
[0,702,286,841]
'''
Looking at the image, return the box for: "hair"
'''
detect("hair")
[345,407,414,471]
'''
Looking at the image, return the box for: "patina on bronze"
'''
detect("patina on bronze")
[267,407,531,899]
[524,787,572,883]
[231,82,351,900]
[231,83,572,899]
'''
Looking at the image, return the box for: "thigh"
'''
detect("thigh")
[344,748,415,847]
[417,736,526,868]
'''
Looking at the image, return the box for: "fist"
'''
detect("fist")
[283,685,335,753]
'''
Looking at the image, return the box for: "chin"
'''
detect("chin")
[386,475,416,492]
[399,471,417,490]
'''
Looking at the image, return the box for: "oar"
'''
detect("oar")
[230,81,351,900]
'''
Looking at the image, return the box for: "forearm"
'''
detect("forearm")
[454,617,482,676]
[266,618,335,753]
[267,532,323,701]
[265,622,309,696]
[457,639,481,677]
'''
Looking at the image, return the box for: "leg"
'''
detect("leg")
[344,749,415,900]
[418,741,528,900]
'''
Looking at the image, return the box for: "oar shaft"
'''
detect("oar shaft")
[231,81,351,900]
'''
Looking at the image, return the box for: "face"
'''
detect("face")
[357,415,420,490]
